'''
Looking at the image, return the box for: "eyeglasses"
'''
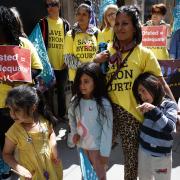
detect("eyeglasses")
[107,12,116,18]
[46,2,59,8]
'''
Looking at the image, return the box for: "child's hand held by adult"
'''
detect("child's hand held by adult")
[72,134,80,144]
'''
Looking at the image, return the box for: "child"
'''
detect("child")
[2,85,62,180]
[68,62,113,180]
[132,72,178,180]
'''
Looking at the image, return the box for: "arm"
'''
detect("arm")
[68,100,79,144]
[3,137,32,179]
[49,129,60,164]
[141,101,177,133]
[158,76,175,101]
[99,100,113,164]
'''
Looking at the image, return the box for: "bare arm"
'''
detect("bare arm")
[49,130,60,164]
[3,137,32,179]
[158,76,175,101]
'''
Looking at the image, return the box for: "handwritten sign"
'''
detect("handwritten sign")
[0,46,31,82]
[142,26,167,47]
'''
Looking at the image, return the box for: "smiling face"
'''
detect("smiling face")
[79,73,95,99]
[138,84,154,104]
[114,13,136,46]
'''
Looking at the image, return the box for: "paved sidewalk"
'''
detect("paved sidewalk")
[8,122,180,179]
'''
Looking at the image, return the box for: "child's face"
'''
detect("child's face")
[138,84,153,104]
[8,106,32,124]
[79,73,95,99]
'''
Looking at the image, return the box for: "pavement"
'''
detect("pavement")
[6,121,180,180]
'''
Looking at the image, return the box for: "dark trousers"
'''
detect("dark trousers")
[0,108,14,150]
[44,68,68,118]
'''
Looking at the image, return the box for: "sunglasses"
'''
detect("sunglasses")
[46,2,59,8]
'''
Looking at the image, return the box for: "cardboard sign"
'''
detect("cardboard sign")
[0,46,31,82]
[142,26,167,47]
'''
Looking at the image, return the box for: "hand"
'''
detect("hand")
[15,165,33,179]
[94,50,110,63]
[136,102,155,114]
[72,134,80,144]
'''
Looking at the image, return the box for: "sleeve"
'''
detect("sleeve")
[20,37,43,70]
[142,47,162,77]
[64,31,81,69]
[169,31,178,59]
[5,124,18,145]
[68,99,78,136]
[100,99,113,157]
[145,101,177,133]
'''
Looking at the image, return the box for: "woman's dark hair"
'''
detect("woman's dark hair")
[0,6,23,45]
[72,62,110,117]
[114,5,142,45]
[152,3,167,16]
[5,85,57,127]
[76,3,92,18]
[132,72,165,106]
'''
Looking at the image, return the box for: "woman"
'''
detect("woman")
[144,3,171,60]
[0,6,43,178]
[95,5,174,180]
[101,4,118,43]
[64,3,104,82]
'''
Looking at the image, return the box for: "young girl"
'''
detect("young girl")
[68,62,113,180]
[2,85,62,180]
[132,72,178,180]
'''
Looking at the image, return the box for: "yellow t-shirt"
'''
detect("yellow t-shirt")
[64,30,104,81]
[0,37,43,108]
[6,117,63,180]
[47,17,65,70]
[102,27,114,43]
[147,47,169,60]
[107,44,162,122]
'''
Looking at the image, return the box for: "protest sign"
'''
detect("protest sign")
[0,46,31,82]
[142,26,167,47]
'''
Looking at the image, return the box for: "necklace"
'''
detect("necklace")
[23,121,49,180]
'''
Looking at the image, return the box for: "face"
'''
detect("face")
[8,105,35,124]
[151,11,163,25]
[46,0,60,17]
[138,84,153,104]
[106,8,117,27]
[114,13,136,45]
[76,7,90,27]
[79,73,95,99]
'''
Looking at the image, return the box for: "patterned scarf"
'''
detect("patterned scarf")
[110,40,137,65]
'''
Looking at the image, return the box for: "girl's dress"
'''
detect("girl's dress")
[5,117,62,180]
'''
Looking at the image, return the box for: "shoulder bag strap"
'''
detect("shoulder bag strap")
[106,48,134,88]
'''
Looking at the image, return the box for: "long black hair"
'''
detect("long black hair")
[5,85,57,126]
[72,62,111,117]
[113,5,142,45]
[0,6,23,45]
[132,72,165,106]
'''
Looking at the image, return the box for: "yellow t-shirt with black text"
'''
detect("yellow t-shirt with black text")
[64,30,104,81]
[107,44,162,122]
[47,17,65,70]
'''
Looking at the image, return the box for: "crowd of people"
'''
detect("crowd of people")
[0,0,179,180]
